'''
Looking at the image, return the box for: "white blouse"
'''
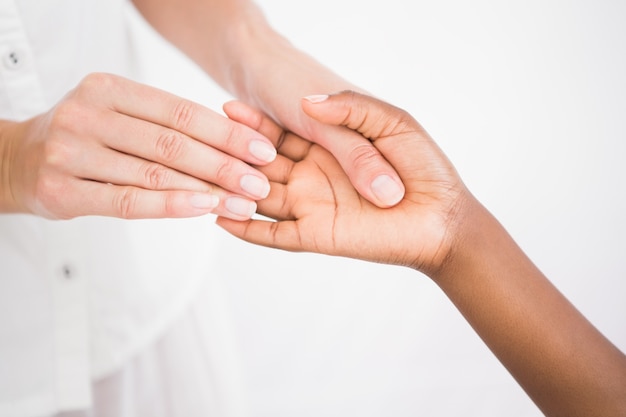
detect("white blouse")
[0,1,228,415]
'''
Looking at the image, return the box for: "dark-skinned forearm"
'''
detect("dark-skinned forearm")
[431,198,626,417]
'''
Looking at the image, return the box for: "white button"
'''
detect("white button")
[3,50,24,70]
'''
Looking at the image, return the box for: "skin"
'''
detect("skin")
[0,0,404,220]
[131,0,405,208]
[216,91,626,417]
[0,74,274,220]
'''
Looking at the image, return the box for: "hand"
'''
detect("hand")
[0,73,277,220]
[217,91,472,274]
[133,0,408,209]
[218,95,626,417]
[285,101,408,209]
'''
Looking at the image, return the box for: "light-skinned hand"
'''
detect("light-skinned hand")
[0,73,277,220]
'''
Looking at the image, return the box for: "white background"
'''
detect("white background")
[129,1,626,416]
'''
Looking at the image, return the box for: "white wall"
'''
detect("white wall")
[128,1,626,415]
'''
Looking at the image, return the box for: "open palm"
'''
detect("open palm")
[217,92,470,273]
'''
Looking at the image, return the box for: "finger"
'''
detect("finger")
[300,94,406,208]
[302,91,452,189]
[301,91,422,140]
[222,100,284,148]
[83,73,277,165]
[54,176,259,220]
[255,182,294,221]
[223,100,313,162]
[68,142,213,193]
[256,154,294,185]
[46,177,219,219]
[96,110,271,200]
[215,217,303,252]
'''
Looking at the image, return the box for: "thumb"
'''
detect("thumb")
[302,91,457,196]
[301,91,422,141]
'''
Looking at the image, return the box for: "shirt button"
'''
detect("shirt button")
[61,264,74,280]
[3,49,24,70]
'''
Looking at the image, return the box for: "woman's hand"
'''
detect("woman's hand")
[217,91,472,274]
[0,73,277,220]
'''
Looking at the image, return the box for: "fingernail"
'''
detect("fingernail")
[371,175,404,206]
[225,197,257,218]
[249,139,277,163]
[240,174,270,199]
[190,193,219,210]
[303,94,329,103]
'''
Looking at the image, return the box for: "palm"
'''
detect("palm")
[217,94,467,272]
[236,130,462,272]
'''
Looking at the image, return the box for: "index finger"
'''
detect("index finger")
[223,100,313,162]
[87,73,277,166]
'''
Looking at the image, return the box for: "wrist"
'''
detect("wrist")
[426,194,503,285]
[0,120,20,212]
[218,10,277,101]
[227,21,357,132]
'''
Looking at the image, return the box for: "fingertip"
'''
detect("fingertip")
[303,94,329,104]
[301,90,365,130]
[248,139,277,164]
[215,215,237,230]
[224,196,257,220]
[301,94,331,120]
[370,174,405,207]
[222,100,236,113]
[223,100,254,124]
[214,215,250,239]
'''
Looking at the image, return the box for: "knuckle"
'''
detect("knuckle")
[33,174,72,219]
[69,73,122,107]
[142,163,170,190]
[384,111,415,136]
[44,108,86,166]
[33,174,57,207]
[114,187,139,219]
[213,158,236,185]
[268,221,282,244]
[347,143,382,170]
[162,194,179,217]
[170,99,197,132]
[50,99,85,132]
[43,135,75,168]
[154,130,185,163]
[78,72,116,94]
[220,122,239,150]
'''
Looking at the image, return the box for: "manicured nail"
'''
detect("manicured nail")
[240,174,270,199]
[249,139,277,163]
[303,94,329,103]
[225,197,257,218]
[371,174,404,206]
[190,193,219,210]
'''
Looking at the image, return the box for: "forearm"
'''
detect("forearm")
[131,0,259,92]
[434,198,626,417]
[221,23,356,132]
[132,0,356,134]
